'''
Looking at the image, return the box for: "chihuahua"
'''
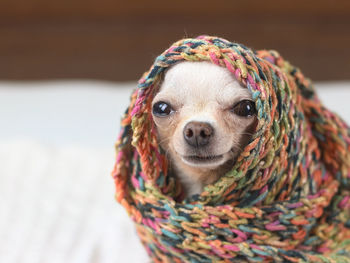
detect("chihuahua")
[151,61,257,197]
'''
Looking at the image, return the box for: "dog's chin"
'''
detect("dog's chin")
[178,152,232,169]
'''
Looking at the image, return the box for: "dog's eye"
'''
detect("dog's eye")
[232,100,256,117]
[152,101,174,117]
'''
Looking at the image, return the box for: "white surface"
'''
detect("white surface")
[0,141,148,263]
[0,81,135,149]
[0,80,349,263]
[0,81,150,263]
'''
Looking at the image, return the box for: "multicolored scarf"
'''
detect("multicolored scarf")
[112,36,350,262]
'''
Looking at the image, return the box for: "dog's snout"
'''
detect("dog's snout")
[183,121,214,147]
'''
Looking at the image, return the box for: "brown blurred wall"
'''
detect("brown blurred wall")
[0,0,350,81]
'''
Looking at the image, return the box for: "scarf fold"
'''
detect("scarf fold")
[112,36,350,262]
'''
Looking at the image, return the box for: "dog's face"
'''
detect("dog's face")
[151,61,257,195]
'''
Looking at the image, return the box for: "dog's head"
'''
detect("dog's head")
[151,61,257,192]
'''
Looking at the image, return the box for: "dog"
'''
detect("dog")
[151,61,257,196]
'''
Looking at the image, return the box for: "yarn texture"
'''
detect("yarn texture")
[112,36,350,262]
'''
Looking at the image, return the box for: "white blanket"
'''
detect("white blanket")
[0,140,148,263]
[0,81,349,263]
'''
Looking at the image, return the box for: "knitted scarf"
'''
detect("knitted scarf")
[112,36,350,262]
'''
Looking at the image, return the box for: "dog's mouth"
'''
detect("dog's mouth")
[181,154,226,167]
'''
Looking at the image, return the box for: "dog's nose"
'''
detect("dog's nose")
[183,121,214,147]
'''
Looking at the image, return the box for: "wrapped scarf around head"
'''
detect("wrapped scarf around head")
[112,36,350,262]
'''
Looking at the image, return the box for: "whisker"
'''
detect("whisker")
[156,136,171,147]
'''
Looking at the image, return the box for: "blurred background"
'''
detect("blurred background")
[1,1,350,263]
[1,0,350,81]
